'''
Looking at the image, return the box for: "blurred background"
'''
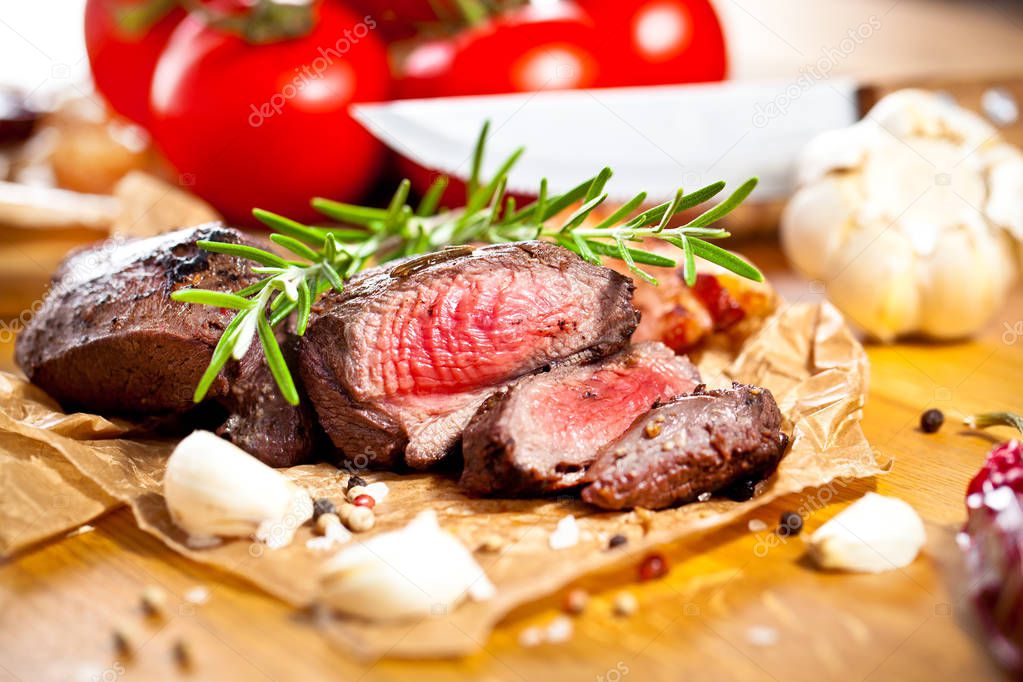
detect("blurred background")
[2,0,1023,342]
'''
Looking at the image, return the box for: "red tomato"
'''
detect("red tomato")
[396,3,603,99]
[84,0,185,126]
[581,0,727,86]
[149,1,391,223]
[395,3,604,202]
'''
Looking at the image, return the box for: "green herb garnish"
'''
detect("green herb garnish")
[172,122,762,405]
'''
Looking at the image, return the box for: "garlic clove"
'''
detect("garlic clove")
[824,229,920,343]
[807,493,925,573]
[918,227,1016,339]
[321,510,494,621]
[164,431,312,547]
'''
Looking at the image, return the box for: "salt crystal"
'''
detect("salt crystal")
[747,519,768,533]
[697,492,712,502]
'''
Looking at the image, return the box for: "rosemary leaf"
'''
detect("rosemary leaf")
[686,177,758,228]
[256,312,299,405]
[560,193,608,233]
[196,240,287,268]
[192,312,246,402]
[417,175,449,217]
[295,278,312,336]
[688,238,764,282]
[592,192,647,230]
[311,197,388,227]
[252,209,327,247]
[320,261,345,290]
[269,299,297,326]
[170,289,254,310]
[269,233,320,262]
[467,119,490,199]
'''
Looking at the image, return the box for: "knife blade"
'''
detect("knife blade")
[352,78,861,202]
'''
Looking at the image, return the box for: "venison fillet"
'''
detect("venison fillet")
[299,242,639,469]
[582,383,788,510]
[460,342,701,495]
[15,224,317,467]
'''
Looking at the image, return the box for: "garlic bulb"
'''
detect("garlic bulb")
[321,510,495,621]
[164,431,312,548]
[782,89,1022,341]
[807,493,925,573]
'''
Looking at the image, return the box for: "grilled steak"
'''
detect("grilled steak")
[15,224,317,467]
[460,342,701,495]
[299,242,639,469]
[582,383,788,510]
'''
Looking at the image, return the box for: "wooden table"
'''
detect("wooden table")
[0,242,1020,682]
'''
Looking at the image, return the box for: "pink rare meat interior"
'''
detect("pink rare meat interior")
[370,269,583,397]
[527,356,697,455]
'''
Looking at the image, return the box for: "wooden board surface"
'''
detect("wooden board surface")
[0,242,1020,682]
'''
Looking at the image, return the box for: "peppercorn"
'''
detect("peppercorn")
[613,592,638,617]
[637,553,668,581]
[312,497,336,521]
[140,585,167,618]
[920,408,944,434]
[608,534,628,549]
[777,511,803,537]
[721,477,758,502]
[338,503,375,532]
[563,588,589,615]
[352,494,375,509]
[172,639,193,669]
[346,485,369,502]
[346,474,367,491]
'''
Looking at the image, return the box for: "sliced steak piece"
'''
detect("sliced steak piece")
[15,224,317,467]
[460,342,701,496]
[582,383,788,510]
[299,242,639,469]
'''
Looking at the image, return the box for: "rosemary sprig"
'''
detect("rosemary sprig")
[172,123,763,405]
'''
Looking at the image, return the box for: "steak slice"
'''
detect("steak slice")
[15,224,317,467]
[460,342,701,495]
[299,242,639,469]
[581,383,788,510]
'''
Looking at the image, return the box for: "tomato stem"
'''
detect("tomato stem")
[178,0,315,44]
[113,0,179,36]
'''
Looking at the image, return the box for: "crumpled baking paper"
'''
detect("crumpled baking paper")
[0,300,881,658]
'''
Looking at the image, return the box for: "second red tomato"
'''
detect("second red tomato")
[582,0,728,86]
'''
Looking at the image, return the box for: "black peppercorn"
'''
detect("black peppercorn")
[722,477,758,502]
[920,408,944,434]
[312,497,336,520]
[608,534,628,549]
[777,511,803,537]
[346,474,367,491]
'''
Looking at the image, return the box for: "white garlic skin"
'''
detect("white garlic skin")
[781,89,1021,342]
[321,510,494,621]
[164,431,312,544]
[808,493,925,573]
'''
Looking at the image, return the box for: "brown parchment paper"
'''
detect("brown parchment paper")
[0,300,882,658]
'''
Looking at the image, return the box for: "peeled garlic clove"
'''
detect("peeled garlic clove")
[164,431,312,547]
[321,510,494,621]
[807,493,925,573]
